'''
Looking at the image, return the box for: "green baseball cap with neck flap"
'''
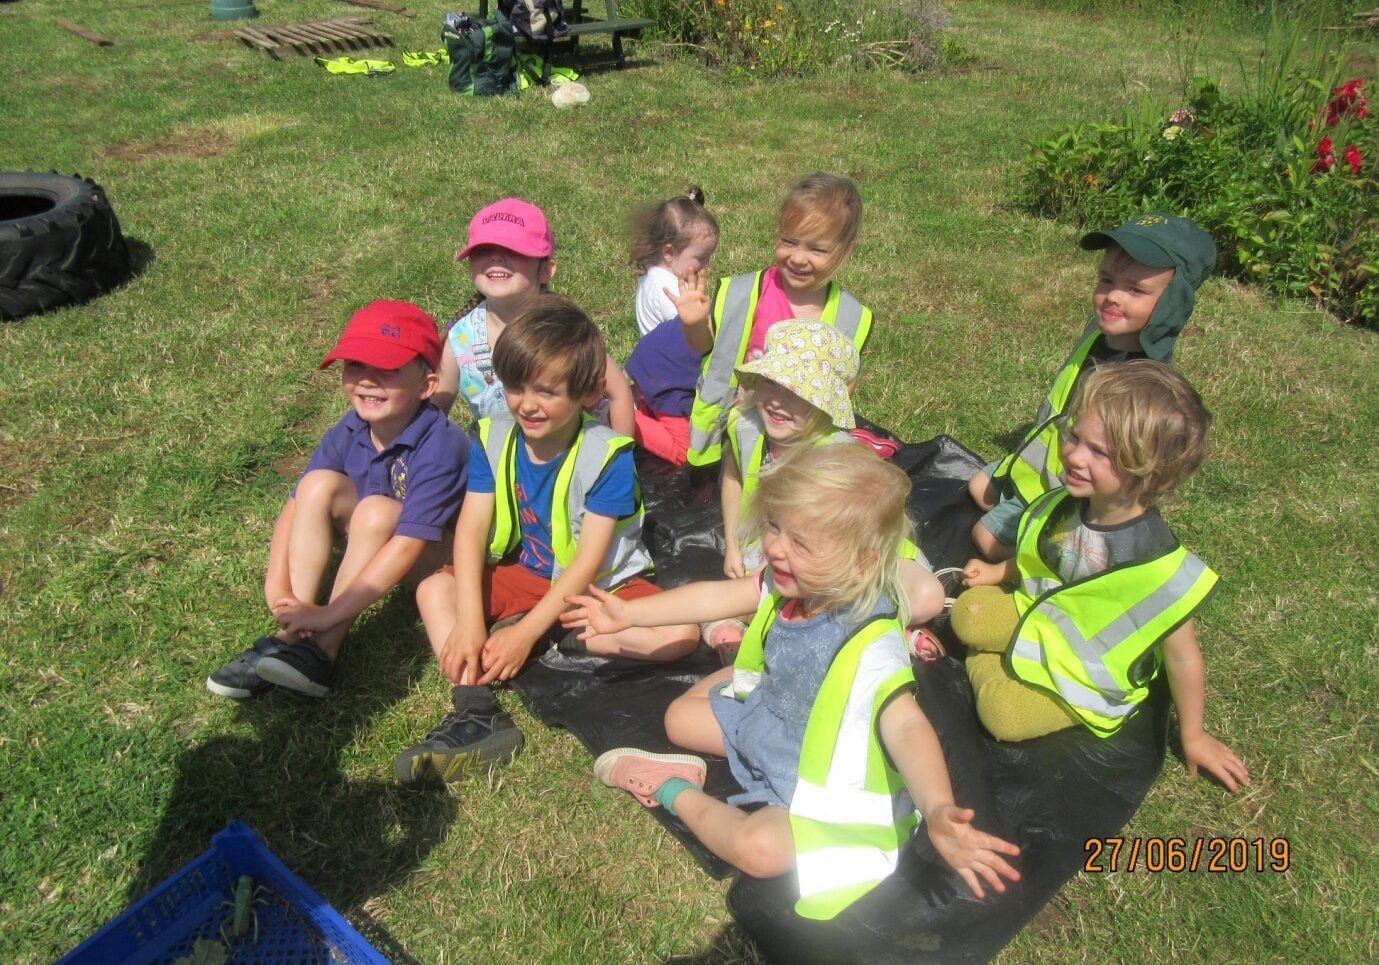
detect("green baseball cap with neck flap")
[1080,212,1217,361]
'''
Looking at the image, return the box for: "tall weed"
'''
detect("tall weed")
[620,0,962,77]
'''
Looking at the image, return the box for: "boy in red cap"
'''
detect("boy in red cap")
[207,300,470,699]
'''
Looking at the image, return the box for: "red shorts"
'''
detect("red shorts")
[439,561,660,630]
[633,399,691,466]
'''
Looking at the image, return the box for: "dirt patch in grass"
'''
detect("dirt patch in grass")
[108,115,299,162]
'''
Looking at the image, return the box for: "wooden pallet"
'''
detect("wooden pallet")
[232,16,393,60]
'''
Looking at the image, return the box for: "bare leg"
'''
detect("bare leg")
[968,468,998,511]
[285,469,358,606]
[672,794,796,879]
[416,569,459,661]
[665,667,732,756]
[584,623,700,661]
[314,495,400,660]
[970,520,1015,563]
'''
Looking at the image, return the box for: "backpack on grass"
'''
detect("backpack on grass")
[499,0,570,40]
[442,11,518,96]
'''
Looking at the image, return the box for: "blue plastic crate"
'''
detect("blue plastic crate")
[57,821,389,964]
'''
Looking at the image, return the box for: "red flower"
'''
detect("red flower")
[1317,136,1334,155]
[1311,155,1334,174]
[1344,144,1363,174]
[1323,77,1369,126]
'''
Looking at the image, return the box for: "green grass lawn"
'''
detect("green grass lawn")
[2,0,1377,961]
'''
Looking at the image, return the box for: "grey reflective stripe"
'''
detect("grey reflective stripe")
[557,422,653,588]
[733,408,762,466]
[1022,574,1059,598]
[697,275,756,413]
[1014,433,1055,485]
[1020,552,1211,698]
[1010,638,1138,718]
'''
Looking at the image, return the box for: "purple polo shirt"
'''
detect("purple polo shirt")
[296,403,469,542]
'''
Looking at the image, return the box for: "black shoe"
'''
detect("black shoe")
[254,640,335,698]
[205,636,285,699]
[395,699,524,788]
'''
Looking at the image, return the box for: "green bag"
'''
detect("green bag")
[442,11,518,96]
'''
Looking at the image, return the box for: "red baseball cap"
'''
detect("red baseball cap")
[319,300,442,371]
[455,198,554,261]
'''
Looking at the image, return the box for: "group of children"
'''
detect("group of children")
[206,176,1249,920]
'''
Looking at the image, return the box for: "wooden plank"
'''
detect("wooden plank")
[336,0,416,18]
[230,17,391,58]
[54,18,114,46]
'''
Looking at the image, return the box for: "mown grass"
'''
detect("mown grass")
[1,0,1376,962]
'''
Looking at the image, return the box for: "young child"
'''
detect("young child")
[434,197,636,435]
[624,189,720,465]
[968,212,1217,561]
[564,445,1020,919]
[206,300,469,699]
[678,173,872,467]
[397,294,700,788]
[954,362,1249,792]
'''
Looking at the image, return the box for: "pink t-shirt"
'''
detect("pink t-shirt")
[743,267,798,360]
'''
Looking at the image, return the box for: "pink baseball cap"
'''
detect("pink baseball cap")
[320,299,442,371]
[456,198,554,261]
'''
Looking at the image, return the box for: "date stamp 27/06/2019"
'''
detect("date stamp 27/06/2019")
[1083,837,1291,874]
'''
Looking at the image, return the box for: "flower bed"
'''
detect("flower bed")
[1019,46,1379,328]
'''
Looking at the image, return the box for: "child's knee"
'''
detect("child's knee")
[968,468,996,510]
[900,561,945,626]
[951,587,1019,653]
[733,813,795,879]
[347,494,403,539]
[415,569,453,616]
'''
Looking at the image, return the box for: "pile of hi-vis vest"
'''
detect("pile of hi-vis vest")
[442,3,576,96]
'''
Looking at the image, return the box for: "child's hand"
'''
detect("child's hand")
[439,621,487,686]
[561,585,632,637]
[1182,731,1251,792]
[478,622,537,685]
[962,558,1003,588]
[271,598,334,638]
[925,804,1022,899]
[723,543,745,580]
[666,270,711,330]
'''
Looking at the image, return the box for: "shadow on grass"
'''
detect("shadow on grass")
[665,921,766,964]
[127,598,453,957]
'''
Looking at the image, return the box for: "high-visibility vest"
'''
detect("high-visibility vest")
[725,406,854,503]
[686,272,872,467]
[478,416,653,588]
[991,322,1100,505]
[725,408,923,566]
[727,590,918,920]
[1005,489,1218,737]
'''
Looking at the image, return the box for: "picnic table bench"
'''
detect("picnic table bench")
[477,0,653,82]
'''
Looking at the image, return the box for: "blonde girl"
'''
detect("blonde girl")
[625,189,720,465]
[671,173,871,467]
[563,445,1019,920]
[435,198,635,434]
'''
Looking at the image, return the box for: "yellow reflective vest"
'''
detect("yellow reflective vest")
[992,321,1100,505]
[727,589,918,920]
[1005,489,1218,737]
[478,416,652,588]
[686,271,872,467]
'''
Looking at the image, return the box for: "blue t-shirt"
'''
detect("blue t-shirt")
[466,430,638,578]
[297,403,469,542]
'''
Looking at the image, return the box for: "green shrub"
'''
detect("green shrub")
[620,0,961,78]
[1018,23,1379,328]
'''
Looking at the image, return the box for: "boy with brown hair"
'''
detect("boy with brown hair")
[398,294,699,788]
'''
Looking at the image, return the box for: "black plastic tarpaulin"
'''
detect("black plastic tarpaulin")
[509,433,1167,963]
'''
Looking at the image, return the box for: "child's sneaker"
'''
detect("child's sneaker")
[253,640,335,698]
[394,699,524,788]
[205,636,285,699]
[593,748,707,808]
